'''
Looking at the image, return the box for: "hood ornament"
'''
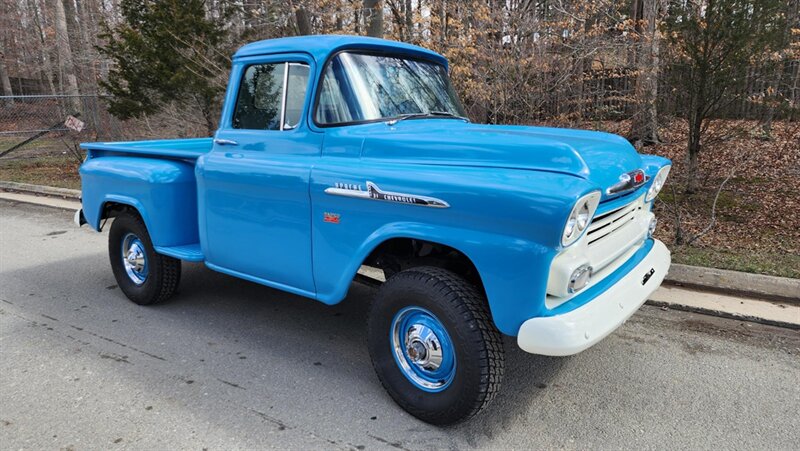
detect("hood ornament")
[606,169,648,196]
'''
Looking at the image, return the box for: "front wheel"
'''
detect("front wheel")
[367,266,504,425]
[108,211,181,305]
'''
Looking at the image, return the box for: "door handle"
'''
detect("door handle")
[214,138,239,146]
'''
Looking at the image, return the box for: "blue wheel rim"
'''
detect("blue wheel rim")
[390,306,456,392]
[121,233,148,285]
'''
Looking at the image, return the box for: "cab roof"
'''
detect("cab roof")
[233,35,448,69]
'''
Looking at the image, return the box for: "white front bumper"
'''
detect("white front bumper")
[517,239,671,356]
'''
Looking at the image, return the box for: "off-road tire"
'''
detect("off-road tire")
[108,211,181,305]
[367,266,504,425]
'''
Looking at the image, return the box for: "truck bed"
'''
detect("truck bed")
[80,137,213,160]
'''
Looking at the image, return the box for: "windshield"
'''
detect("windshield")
[315,52,467,126]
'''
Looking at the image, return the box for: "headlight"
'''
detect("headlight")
[646,165,671,202]
[562,191,601,247]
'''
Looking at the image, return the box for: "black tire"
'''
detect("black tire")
[108,211,181,305]
[367,266,504,425]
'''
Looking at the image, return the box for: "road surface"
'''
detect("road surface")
[1,200,798,450]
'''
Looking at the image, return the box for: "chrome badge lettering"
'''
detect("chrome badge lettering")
[325,181,450,208]
[334,182,363,191]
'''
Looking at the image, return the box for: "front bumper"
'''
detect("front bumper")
[517,239,670,356]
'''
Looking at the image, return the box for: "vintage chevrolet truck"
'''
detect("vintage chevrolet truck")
[76,35,672,424]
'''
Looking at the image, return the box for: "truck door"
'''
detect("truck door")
[198,54,320,296]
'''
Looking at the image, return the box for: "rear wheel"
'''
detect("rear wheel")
[367,266,504,425]
[108,211,180,305]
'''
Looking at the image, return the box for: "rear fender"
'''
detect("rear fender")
[79,156,199,247]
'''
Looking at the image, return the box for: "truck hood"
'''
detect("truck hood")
[358,120,643,196]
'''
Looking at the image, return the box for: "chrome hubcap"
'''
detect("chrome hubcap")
[121,233,148,285]
[405,325,443,371]
[391,307,456,392]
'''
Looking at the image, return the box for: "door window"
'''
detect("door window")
[232,62,310,130]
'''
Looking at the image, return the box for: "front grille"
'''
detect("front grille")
[586,199,642,245]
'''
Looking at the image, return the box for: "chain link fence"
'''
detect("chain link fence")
[0,95,128,159]
[0,94,200,188]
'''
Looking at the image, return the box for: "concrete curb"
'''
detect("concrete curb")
[0,180,81,200]
[665,264,799,304]
[646,299,799,331]
[0,191,81,210]
[646,285,799,330]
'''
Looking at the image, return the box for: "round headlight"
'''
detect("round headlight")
[646,165,671,202]
[576,202,591,230]
[562,191,601,247]
[564,217,577,239]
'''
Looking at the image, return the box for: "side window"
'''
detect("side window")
[283,63,310,130]
[232,62,310,130]
[233,63,284,130]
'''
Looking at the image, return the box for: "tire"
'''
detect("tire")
[367,266,504,425]
[108,211,181,305]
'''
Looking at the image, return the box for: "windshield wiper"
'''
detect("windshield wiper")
[385,111,470,125]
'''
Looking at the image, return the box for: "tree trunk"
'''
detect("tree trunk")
[0,45,14,105]
[364,0,383,38]
[52,0,81,113]
[200,95,216,137]
[758,0,796,138]
[439,0,447,46]
[758,62,781,139]
[628,0,643,66]
[62,0,82,60]
[76,0,98,95]
[28,0,57,95]
[295,7,312,35]
[685,117,702,194]
[404,0,413,41]
[629,0,663,146]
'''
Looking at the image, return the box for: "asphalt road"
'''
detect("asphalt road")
[1,199,798,450]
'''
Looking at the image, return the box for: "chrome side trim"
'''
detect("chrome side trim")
[279,62,289,131]
[324,181,450,208]
[213,138,238,146]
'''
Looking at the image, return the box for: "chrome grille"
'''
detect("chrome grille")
[586,199,642,245]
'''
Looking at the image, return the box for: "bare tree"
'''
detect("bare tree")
[664,0,787,193]
[758,0,799,137]
[0,42,14,104]
[364,0,383,37]
[295,6,313,35]
[629,0,665,147]
[51,0,81,112]
[27,0,58,95]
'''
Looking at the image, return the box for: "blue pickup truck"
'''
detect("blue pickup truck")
[76,35,672,424]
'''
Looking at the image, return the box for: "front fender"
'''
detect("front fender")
[315,221,553,335]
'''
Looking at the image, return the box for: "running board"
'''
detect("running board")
[155,243,204,262]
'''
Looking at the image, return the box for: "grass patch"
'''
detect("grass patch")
[0,155,82,190]
[0,136,71,153]
[672,245,800,279]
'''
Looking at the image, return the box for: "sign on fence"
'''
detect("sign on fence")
[64,115,85,132]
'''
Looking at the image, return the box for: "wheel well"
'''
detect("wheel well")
[362,238,483,289]
[99,202,141,229]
